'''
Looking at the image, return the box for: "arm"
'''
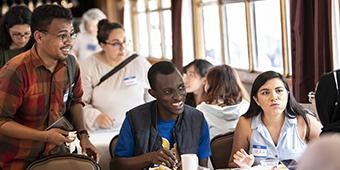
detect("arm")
[0,66,72,145]
[115,150,177,170]
[71,63,100,162]
[308,114,322,140]
[113,118,177,169]
[79,58,113,130]
[197,118,211,167]
[0,120,73,145]
[299,114,322,142]
[228,116,253,168]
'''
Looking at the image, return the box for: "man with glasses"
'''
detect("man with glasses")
[0,4,99,169]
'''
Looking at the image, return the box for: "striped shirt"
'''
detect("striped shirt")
[0,46,84,169]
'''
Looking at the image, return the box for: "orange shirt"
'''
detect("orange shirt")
[0,46,84,169]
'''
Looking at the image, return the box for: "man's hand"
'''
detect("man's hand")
[95,113,115,129]
[145,148,179,169]
[233,148,254,168]
[79,135,100,163]
[44,128,74,145]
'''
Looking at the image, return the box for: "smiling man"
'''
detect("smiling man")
[0,5,98,169]
[112,61,211,169]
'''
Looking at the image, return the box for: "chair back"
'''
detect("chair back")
[26,154,100,170]
[210,132,234,169]
[109,134,119,158]
[109,134,119,169]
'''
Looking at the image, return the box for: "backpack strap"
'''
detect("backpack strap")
[334,71,340,107]
[95,53,138,87]
[65,55,76,115]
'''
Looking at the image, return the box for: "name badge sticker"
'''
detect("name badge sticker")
[123,75,138,86]
[63,89,69,103]
[252,144,267,158]
[86,44,97,51]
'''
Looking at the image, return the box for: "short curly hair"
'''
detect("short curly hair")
[31,4,72,33]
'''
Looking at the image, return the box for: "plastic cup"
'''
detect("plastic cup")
[260,158,279,170]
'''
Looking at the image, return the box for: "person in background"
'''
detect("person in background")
[298,134,340,170]
[228,71,322,168]
[183,59,213,107]
[196,65,249,139]
[0,5,34,67]
[72,8,106,61]
[113,61,211,169]
[0,5,99,169]
[80,19,152,131]
[315,70,340,134]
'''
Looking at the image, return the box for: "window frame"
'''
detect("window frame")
[130,0,172,59]
[196,0,291,76]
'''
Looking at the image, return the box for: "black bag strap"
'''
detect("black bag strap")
[95,53,138,87]
[333,71,340,106]
[66,55,76,115]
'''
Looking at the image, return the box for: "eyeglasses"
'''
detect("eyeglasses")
[308,91,315,103]
[10,32,31,39]
[40,30,77,42]
[104,40,129,49]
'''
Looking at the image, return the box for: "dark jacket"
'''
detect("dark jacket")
[126,101,205,157]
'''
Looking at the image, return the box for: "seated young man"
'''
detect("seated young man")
[113,61,211,169]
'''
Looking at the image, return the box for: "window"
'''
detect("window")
[130,0,172,59]
[201,1,223,65]
[198,0,291,75]
[252,0,284,73]
[333,0,340,69]
[222,2,249,70]
[182,0,195,66]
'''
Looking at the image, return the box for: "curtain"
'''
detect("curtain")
[171,0,183,72]
[290,0,333,102]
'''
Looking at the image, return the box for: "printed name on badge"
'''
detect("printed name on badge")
[124,75,138,86]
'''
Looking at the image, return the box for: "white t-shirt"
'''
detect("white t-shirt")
[72,32,101,61]
[80,53,154,131]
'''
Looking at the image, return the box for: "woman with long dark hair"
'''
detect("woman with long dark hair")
[228,71,322,168]
[183,59,213,107]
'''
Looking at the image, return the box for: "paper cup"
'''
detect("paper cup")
[181,154,198,170]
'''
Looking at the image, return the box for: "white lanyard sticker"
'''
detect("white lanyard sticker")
[123,75,137,86]
[252,144,267,158]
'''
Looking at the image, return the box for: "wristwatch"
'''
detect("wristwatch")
[77,130,89,139]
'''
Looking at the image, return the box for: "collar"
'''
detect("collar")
[151,101,183,129]
[251,113,297,131]
[30,44,67,69]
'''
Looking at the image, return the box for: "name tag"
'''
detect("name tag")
[86,44,97,51]
[123,75,137,86]
[252,144,267,158]
[63,89,69,103]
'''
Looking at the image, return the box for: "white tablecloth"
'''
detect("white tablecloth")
[70,129,119,170]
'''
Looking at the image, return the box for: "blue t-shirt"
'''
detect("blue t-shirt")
[115,117,211,159]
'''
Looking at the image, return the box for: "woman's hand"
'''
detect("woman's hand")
[95,113,115,129]
[233,148,254,168]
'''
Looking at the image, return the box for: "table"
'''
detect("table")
[90,129,119,170]
[70,129,119,170]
